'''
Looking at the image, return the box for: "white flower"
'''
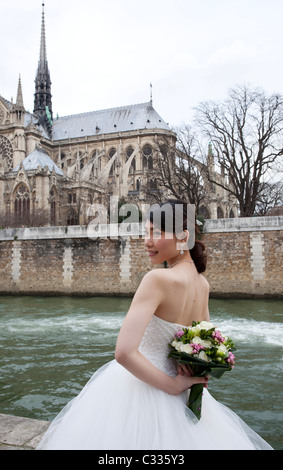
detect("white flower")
[192,336,212,349]
[172,341,183,352]
[191,325,201,335]
[180,343,194,354]
[191,321,214,336]
[191,335,201,344]
[198,321,214,331]
[198,350,210,362]
[216,344,228,357]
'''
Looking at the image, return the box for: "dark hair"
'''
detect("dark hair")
[147,199,207,273]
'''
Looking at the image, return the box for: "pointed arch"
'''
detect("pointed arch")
[13,183,30,223]
[67,209,79,226]
[217,206,224,219]
[199,205,210,219]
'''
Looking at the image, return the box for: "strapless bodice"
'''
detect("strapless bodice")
[138,315,184,377]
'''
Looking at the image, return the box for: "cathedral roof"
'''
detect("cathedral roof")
[13,147,63,176]
[52,102,170,141]
[0,95,13,111]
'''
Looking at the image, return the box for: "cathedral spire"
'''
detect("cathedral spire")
[12,74,25,125]
[33,2,53,137]
[39,2,47,67]
[16,75,25,110]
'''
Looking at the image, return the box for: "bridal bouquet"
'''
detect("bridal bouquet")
[168,321,236,420]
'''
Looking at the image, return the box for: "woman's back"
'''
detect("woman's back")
[153,263,210,327]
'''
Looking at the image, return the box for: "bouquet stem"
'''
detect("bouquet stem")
[187,383,204,420]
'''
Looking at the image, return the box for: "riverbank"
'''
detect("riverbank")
[0,216,282,298]
[0,414,49,450]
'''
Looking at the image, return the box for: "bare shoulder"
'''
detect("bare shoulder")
[132,269,167,306]
[141,268,168,286]
[138,268,172,294]
[200,274,209,288]
[200,274,210,295]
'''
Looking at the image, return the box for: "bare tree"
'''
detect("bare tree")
[254,181,283,215]
[0,208,50,228]
[195,84,283,216]
[149,126,206,212]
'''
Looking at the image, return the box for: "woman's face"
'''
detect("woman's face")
[144,220,179,265]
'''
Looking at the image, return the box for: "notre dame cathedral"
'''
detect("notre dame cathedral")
[0,4,237,228]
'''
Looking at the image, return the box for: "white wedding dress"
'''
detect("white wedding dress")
[37,315,272,450]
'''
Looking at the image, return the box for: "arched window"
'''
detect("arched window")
[68,193,77,204]
[60,152,66,170]
[126,146,136,173]
[217,206,224,219]
[142,144,153,170]
[199,205,210,219]
[67,210,79,226]
[91,150,101,176]
[14,184,30,223]
[126,146,136,174]
[131,158,136,173]
[126,146,134,160]
[149,179,157,190]
[143,156,148,170]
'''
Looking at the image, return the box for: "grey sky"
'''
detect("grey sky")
[1,0,282,127]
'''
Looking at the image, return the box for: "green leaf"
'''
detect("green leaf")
[187,383,204,420]
[168,350,232,378]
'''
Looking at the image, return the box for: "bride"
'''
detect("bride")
[37,199,273,450]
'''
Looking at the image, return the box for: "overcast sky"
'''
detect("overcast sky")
[1,0,282,127]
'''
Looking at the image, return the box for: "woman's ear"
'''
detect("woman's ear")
[176,230,190,243]
[176,230,190,252]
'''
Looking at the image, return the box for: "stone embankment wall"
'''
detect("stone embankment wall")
[203,217,282,298]
[0,225,150,296]
[0,217,282,298]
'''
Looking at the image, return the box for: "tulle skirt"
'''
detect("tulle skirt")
[37,360,272,450]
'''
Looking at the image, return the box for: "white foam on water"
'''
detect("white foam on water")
[2,313,125,336]
[2,309,282,348]
[212,316,283,348]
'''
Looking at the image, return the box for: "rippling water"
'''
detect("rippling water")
[0,296,282,449]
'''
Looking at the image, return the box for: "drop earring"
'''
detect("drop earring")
[180,247,184,255]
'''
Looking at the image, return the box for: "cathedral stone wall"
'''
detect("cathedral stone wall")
[0,217,282,298]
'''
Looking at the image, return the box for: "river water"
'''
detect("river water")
[0,296,282,450]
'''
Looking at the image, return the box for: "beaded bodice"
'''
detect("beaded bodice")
[138,315,185,377]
